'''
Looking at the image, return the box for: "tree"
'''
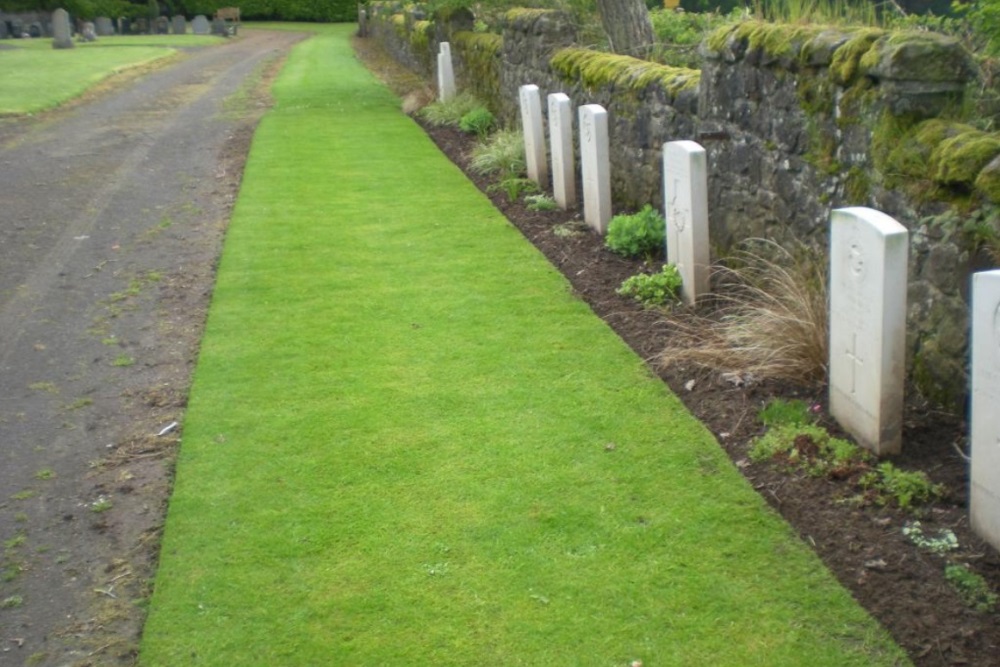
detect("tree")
[594,0,655,56]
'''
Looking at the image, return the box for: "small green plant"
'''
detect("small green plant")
[750,422,870,479]
[525,194,558,212]
[28,382,58,394]
[605,205,666,261]
[1,595,24,609]
[945,563,998,612]
[112,354,135,368]
[758,398,815,427]
[34,468,55,480]
[860,462,945,511]
[902,521,959,554]
[489,177,539,203]
[616,265,683,307]
[4,534,26,550]
[418,92,483,128]
[11,490,37,501]
[470,129,526,180]
[458,107,495,139]
[90,496,113,513]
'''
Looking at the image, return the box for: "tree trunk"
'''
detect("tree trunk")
[595,0,655,57]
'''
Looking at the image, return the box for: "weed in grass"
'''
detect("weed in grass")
[616,265,682,307]
[758,398,816,427]
[605,204,666,261]
[860,462,945,511]
[945,564,998,612]
[470,128,526,179]
[11,490,37,501]
[65,397,93,411]
[1,595,24,609]
[525,194,558,212]
[902,521,959,554]
[90,496,113,513]
[14,513,28,523]
[459,106,496,139]
[26,653,48,666]
[112,355,135,368]
[34,468,56,480]
[28,382,59,394]
[660,239,828,383]
[4,535,26,550]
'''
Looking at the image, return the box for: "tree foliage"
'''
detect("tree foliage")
[1,0,357,20]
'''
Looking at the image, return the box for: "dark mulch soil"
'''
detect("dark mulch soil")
[419,119,1000,666]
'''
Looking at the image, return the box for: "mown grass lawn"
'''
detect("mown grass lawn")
[139,24,910,666]
[0,34,222,114]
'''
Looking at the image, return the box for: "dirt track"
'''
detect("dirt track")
[0,29,304,666]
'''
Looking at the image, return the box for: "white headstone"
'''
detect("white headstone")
[437,42,456,103]
[548,93,575,210]
[579,104,611,234]
[192,14,209,34]
[971,269,1000,552]
[171,15,186,34]
[829,207,908,455]
[51,8,73,49]
[519,85,548,190]
[663,140,710,305]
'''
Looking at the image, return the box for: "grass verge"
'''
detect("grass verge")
[139,24,910,666]
[0,35,222,115]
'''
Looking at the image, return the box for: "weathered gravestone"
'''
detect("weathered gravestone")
[548,92,575,210]
[211,17,226,34]
[579,104,611,234]
[970,269,1000,553]
[829,207,908,455]
[519,85,548,190]
[663,140,710,305]
[133,17,148,34]
[155,16,169,34]
[29,22,42,37]
[51,8,73,49]
[171,15,186,34]
[81,21,97,41]
[10,19,24,37]
[191,14,209,34]
[437,42,455,103]
[0,21,8,39]
[94,16,113,35]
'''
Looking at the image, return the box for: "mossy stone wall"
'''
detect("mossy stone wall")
[366,7,994,409]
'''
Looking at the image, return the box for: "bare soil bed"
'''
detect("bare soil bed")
[351,35,1000,667]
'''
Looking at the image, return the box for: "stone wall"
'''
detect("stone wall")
[366,4,1000,410]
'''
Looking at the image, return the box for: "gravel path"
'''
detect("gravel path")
[0,29,305,666]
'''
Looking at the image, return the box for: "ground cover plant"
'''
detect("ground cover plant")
[139,24,909,666]
[0,34,222,114]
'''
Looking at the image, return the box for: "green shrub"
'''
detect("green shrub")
[605,205,666,261]
[488,177,539,203]
[616,264,682,307]
[525,194,558,211]
[459,107,496,139]
[749,422,870,477]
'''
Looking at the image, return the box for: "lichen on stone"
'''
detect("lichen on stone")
[828,28,882,85]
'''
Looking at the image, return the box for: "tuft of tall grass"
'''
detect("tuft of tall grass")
[750,0,881,27]
[660,239,828,383]
[469,128,526,178]
[418,92,486,127]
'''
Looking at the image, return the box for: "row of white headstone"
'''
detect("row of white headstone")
[435,49,1000,553]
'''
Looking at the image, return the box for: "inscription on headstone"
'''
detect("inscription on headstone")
[191,14,209,34]
[519,85,548,190]
[663,140,710,305]
[437,42,456,103]
[171,15,186,34]
[548,92,575,210]
[51,8,73,49]
[579,104,611,234]
[829,207,908,455]
[971,270,1000,552]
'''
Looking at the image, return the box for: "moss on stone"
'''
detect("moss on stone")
[930,129,1000,185]
[390,12,406,36]
[844,166,872,202]
[861,31,973,83]
[409,19,432,50]
[974,156,1000,204]
[504,7,554,24]
[705,21,824,60]
[453,30,502,111]
[829,29,882,85]
[551,47,700,97]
